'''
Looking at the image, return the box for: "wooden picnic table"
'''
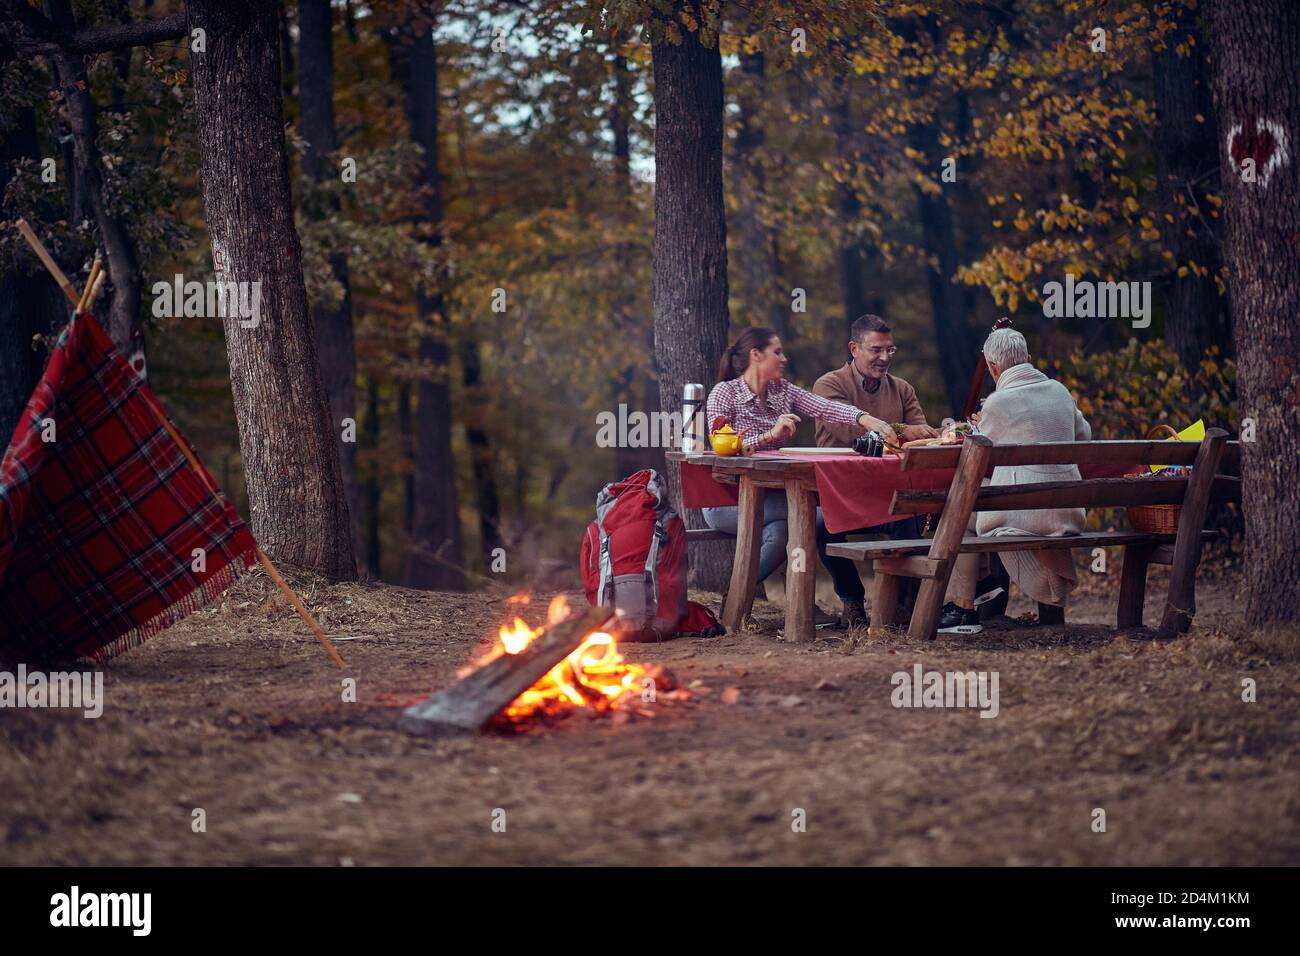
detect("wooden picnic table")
[667,442,1190,642]
[665,449,878,643]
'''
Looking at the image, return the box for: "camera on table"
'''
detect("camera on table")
[852,431,885,457]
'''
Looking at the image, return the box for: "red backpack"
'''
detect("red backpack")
[580,469,723,640]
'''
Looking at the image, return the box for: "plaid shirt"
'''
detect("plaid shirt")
[707,376,864,451]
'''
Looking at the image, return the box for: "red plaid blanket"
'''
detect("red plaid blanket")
[0,314,255,665]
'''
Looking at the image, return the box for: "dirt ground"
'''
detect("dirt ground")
[2,558,1298,866]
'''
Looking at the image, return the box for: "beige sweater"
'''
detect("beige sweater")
[811,364,928,447]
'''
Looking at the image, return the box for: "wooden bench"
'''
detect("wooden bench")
[826,430,1239,639]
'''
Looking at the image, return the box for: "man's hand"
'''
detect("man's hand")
[899,423,939,442]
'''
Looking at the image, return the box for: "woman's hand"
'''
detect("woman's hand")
[739,427,767,455]
[858,414,898,447]
[770,413,801,442]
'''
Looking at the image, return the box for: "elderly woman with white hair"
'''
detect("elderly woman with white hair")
[939,327,1092,633]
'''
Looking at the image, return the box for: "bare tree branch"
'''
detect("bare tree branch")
[3,3,187,57]
[59,13,189,54]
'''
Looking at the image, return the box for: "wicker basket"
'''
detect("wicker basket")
[1126,424,1183,535]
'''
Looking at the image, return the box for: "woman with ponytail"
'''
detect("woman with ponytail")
[702,329,899,622]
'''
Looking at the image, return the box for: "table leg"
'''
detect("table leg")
[870,570,900,636]
[784,478,817,643]
[722,477,766,631]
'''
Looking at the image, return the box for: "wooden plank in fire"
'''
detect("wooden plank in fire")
[398,605,618,737]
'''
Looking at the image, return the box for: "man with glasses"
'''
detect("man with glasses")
[811,314,938,627]
[812,314,936,448]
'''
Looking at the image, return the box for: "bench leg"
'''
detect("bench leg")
[1116,544,1151,629]
[909,436,989,640]
[1157,429,1225,638]
[722,479,766,632]
[1159,551,1201,637]
[909,572,949,641]
[869,570,900,636]
[783,479,818,643]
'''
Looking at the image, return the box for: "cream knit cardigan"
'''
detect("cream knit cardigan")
[975,362,1092,606]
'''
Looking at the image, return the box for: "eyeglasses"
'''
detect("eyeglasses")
[862,347,898,358]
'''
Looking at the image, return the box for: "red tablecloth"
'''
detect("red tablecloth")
[681,452,953,533]
[680,460,742,508]
[680,452,1134,534]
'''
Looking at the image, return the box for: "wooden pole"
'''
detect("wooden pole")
[76,257,102,315]
[16,218,345,669]
[142,391,347,670]
[84,267,108,312]
[256,549,347,669]
[15,219,79,306]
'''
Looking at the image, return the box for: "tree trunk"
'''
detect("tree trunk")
[834,79,868,329]
[186,0,356,579]
[1153,7,1232,371]
[362,378,382,578]
[651,12,733,592]
[731,51,787,337]
[901,16,979,418]
[398,383,415,535]
[392,16,465,591]
[299,0,361,566]
[0,76,63,438]
[610,49,664,483]
[47,0,142,358]
[279,0,295,99]
[611,49,642,483]
[612,51,633,186]
[1206,0,1300,625]
[910,116,980,418]
[460,334,502,558]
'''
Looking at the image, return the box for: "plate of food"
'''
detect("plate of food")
[902,421,974,449]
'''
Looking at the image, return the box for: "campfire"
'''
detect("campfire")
[492,596,652,722]
[399,594,680,737]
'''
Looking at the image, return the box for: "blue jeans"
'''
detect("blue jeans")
[702,493,789,583]
[704,493,922,606]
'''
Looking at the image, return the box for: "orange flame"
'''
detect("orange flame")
[495,595,649,721]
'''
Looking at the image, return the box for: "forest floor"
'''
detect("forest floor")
[2,557,1298,866]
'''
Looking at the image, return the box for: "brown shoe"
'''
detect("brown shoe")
[839,600,868,628]
[813,606,840,628]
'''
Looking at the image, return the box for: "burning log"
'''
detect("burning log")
[399,605,619,737]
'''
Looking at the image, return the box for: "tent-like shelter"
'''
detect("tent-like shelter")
[1,221,341,669]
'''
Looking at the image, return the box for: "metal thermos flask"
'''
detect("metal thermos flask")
[682,383,705,454]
